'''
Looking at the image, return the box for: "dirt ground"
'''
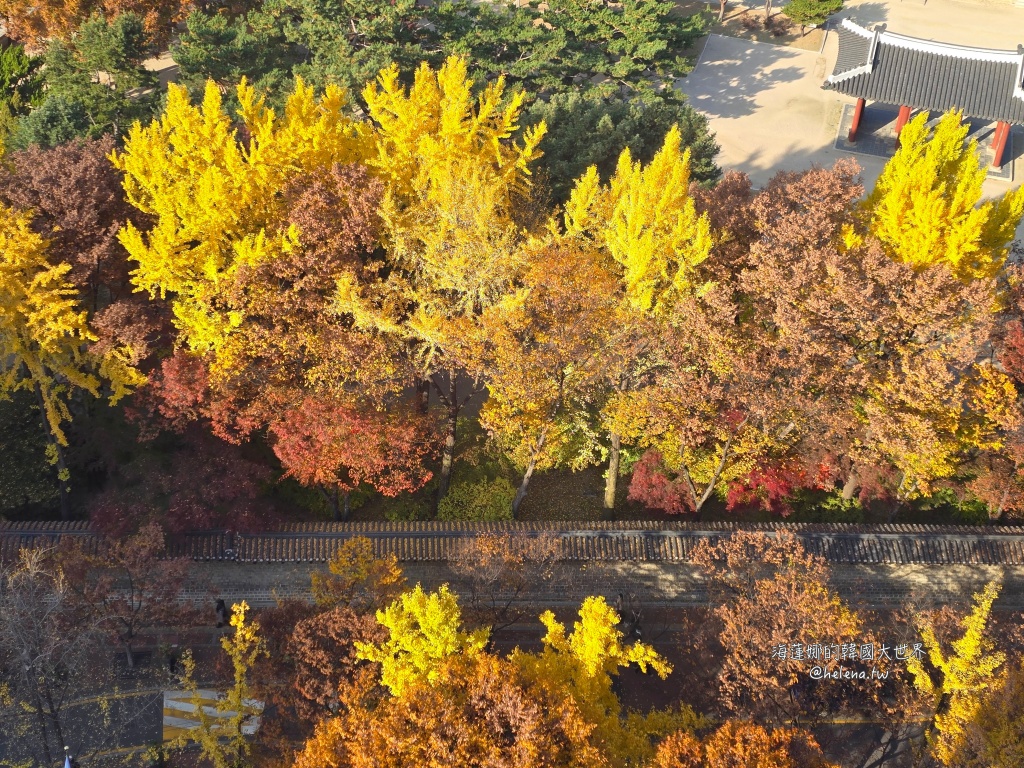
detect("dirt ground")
[678,0,827,61]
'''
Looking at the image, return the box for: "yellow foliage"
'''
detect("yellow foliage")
[177,602,266,768]
[560,125,713,313]
[0,205,115,446]
[963,364,1022,449]
[865,110,1024,281]
[310,536,406,608]
[907,581,1006,766]
[362,56,545,203]
[603,384,778,496]
[355,583,490,698]
[111,78,368,355]
[339,56,546,369]
[513,596,689,766]
[862,360,1019,497]
[537,596,672,679]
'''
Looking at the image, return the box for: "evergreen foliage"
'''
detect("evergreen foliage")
[783,0,843,30]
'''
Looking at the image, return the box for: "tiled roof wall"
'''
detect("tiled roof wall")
[4,520,1024,565]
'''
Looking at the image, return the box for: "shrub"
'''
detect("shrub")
[784,489,865,523]
[438,477,516,522]
[383,493,431,522]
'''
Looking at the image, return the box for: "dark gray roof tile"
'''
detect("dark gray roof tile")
[825,20,1024,125]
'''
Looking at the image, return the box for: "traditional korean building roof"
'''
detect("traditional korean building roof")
[824,19,1024,126]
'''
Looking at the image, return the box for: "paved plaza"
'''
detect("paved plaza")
[677,0,1024,240]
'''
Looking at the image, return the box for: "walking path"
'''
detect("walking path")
[191,559,1024,609]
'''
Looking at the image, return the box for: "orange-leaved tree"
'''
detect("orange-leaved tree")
[293,652,607,768]
[652,721,838,768]
[474,238,622,515]
[0,0,190,51]
[295,586,698,768]
[692,531,885,724]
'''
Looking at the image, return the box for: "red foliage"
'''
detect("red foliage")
[58,523,200,663]
[1001,319,1024,385]
[725,461,810,517]
[690,170,756,276]
[0,136,169,374]
[627,450,693,514]
[996,266,1024,386]
[268,396,436,498]
[134,352,212,434]
[0,137,146,308]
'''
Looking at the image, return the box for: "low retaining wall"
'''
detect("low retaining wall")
[6,522,1024,610]
[5,520,1024,565]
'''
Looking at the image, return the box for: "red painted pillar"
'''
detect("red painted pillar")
[894,105,912,142]
[848,98,866,142]
[992,121,1011,168]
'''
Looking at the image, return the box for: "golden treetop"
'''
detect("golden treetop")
[865,110,1024,281]
[111,78,368,355]
[561,125,714,314]
[363,55,546,204]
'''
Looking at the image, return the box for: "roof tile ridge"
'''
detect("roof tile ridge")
[827,21,881,84]
[1015,46,1024,102]
[839,18,873,38]
[879,29,1023,62]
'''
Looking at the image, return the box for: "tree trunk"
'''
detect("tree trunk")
[42,688,66,763]
[718,0,727,22]
[604,432,621,510]
[682,418,746,517]
[841,469,859,501]
[321,487,346,521]
[763,0,772,23]
[436,377,459,505]
[124,637,136,668]
[512,429,548,517]
[887,473,912,522]
[416,378,430,415]
[30,689,54,766]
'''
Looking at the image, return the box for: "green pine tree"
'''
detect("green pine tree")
[38,13,159,141]
[784,0,843,33]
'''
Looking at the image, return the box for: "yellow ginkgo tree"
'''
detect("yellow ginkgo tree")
[512,596,691,765]
[111,77,368,358]
[0,205,140,519]
[548,126,714,508]
[561,124,714,315]
[354,583,490,698]
[336,56,548,502]
[178,602,267,768]
[906,580,1006,766]
[865,110,1024,282]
